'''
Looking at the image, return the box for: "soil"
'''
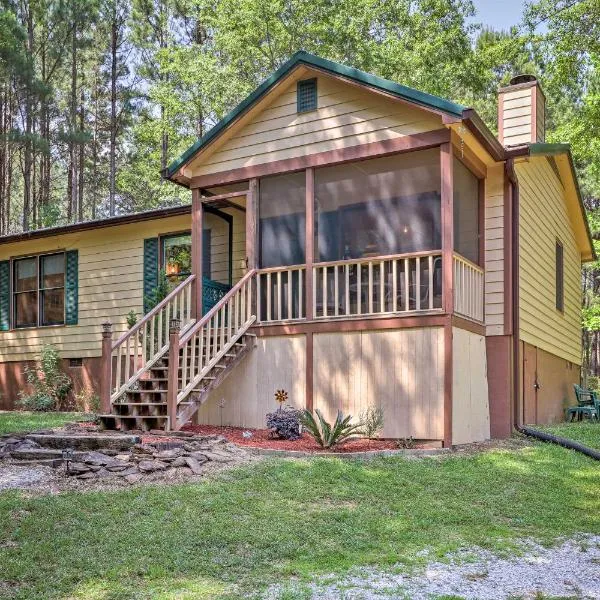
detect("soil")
[181,424,423,452]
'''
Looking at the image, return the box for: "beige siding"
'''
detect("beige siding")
[500,87,533,146]
[517,156,582,365]
[196,335,306,428]
[452,327,490,444]
[0,212,236,362]
[313,328,445,440]
[188,73,442,177]
[485,163,505,335]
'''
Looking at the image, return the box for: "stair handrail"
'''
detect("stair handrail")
[109,273,196,402]
[175,269,257,407]
[112,274,196,351]
[178,269,256,348]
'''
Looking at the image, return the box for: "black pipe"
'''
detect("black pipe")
[517,425,600,461]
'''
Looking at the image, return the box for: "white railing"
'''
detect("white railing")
[453,254,484,322]
[257,265,306,322]
[313,251,442,318]
[177,270,256,402]
[110,274,195,401]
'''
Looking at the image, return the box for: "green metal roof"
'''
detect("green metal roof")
[165,50,466,178]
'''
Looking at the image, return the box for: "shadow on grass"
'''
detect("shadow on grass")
[0,443,598,599]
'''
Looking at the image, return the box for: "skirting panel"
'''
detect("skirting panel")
[452,327,490,444]
[313,327,445,440]
[196,335,306,428]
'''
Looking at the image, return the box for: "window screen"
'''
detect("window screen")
[297,78,317,113]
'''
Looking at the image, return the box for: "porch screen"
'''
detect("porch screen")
[453,158,480,264]
[314,149,441,262]
[259,172,306,268]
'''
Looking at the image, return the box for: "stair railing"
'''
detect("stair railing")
[107,274,196,403]
[171,270,257,419]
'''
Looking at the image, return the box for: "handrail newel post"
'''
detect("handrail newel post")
[167,318,181,431]
[100,322,113,413]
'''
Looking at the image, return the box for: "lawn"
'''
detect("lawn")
[0,411,86,436]
[1,441,599,599]
[537,421,600,451]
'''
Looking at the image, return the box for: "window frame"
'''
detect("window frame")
[159,230,212,282]
[555,239,564,313]
[11,251,66,330]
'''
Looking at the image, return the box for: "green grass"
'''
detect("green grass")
[1,442,599,599]
[0,411,86,435]
[536,421,600,450]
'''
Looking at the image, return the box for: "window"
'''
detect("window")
[160,231,211,286]
[453,158,480,264]
[297,78,317,113]
[556,240,564,312]
[13,253,65,328]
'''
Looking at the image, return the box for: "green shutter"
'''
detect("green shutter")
[143,237,159,313]
[65,250,79,325]
[0,260,10,331]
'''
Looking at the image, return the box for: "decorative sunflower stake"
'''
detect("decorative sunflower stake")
[274,389,288,411]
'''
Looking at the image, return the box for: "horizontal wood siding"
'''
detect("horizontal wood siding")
[313,327,444,440]
[452,327,490,444]
[195,335,306,428]
[517,156,582,365]
[189,74,443,178]
[485,163,505,335]
[0,213,230,362]
[500,87,533,146]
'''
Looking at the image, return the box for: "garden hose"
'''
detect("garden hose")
[516,425,600,461]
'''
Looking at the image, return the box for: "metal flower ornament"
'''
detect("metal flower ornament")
[275,389,288,410]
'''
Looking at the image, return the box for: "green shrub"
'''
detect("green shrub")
[144,269,170,312]
[18,344,72,411]
[300,409,363,448]
[74,386,100,414]
[360,405,384,438]
[126,310,138,329]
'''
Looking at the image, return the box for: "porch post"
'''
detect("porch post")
[191,188,203,319]
[100,322,113,414]
[246,178,258,270]
[167,318,181,431]
[305,167,315,411]
[440,142,454,448]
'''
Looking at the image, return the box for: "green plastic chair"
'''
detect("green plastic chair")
[568,385,599,421]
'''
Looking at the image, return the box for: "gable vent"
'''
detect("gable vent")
[297,78,317,113]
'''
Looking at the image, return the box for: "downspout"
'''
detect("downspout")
[505,158,522,430]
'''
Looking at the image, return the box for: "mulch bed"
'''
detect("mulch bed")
[181,424,420,453]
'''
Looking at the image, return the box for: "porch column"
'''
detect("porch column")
[246,178,258,270]
[191,188,203,319]
[305,167,315,411]
[440,141,454,448]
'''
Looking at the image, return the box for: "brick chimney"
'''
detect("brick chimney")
[498,74,545,147]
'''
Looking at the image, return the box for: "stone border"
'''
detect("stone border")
[243,446,450,459]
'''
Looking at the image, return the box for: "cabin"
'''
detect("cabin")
[0,53,594,446]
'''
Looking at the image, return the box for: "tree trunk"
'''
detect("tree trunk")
[109,1,118,216]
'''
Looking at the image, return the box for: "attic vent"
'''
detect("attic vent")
[297,78,317,113]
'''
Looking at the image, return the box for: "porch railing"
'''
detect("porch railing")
[453,254,484,322]
[110,274,195,401]
[257,265,306,322]
[313,251,442,318]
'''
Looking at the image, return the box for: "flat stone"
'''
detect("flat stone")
[200,451,233,463]
[154,449,183,460]
[116,467,139,477]
[79,451,113,466]
[171,456,188,468]
[105,462,129,472]
[125,473,143,484]
[77,471,97,480]
[11,458,62,468]
[10,448,63,461]
[115,454,131,461]
[184,456,204,475]
[25,433,140,451]
[189,451,210,463]
[67,462,92,475]
[138,460,168,472]
[2,437,21,445]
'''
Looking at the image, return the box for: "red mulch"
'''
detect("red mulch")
[181,424,410,453]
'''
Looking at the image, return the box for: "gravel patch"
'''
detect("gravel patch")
[0,465,55,490]
[266,536,600,599]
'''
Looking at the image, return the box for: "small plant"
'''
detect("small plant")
[266,406,302,440]
[144,269,170,312]
[300,409,363,449]
[126,310,138,329]
[74,386,100,414]
[360,405,384,438]
[18,344,72,411]
[396,436,415,449]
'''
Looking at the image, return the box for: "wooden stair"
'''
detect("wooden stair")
[98,331,256,432]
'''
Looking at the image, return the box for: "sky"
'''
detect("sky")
[470,0,527,31]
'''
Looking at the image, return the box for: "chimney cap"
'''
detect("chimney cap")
[509,74,538,86]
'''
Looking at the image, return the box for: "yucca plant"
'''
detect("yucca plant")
[300,409,363,448]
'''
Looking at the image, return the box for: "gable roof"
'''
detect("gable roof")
[164,51,468,179]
